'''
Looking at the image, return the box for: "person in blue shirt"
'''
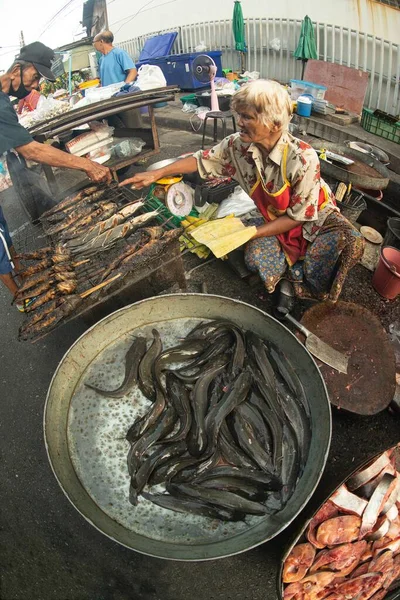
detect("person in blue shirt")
[93,31,137,89]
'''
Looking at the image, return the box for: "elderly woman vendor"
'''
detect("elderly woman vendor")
[121,80,364,303]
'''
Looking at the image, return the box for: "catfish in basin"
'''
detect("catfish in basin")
[85,336,147,398]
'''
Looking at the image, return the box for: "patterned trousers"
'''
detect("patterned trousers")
[244,211,365,302]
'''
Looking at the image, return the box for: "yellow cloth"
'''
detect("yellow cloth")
[190,217,256,258]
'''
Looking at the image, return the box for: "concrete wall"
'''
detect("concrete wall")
[108,0,400,45]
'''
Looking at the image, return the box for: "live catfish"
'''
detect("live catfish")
[85,320,312,521]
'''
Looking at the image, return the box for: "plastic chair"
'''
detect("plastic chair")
[201,110,236,149]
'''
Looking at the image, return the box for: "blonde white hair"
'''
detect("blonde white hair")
[231,79,292,131]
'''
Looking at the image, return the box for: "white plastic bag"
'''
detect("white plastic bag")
[195,41,207,52]
[19,96,69,126]
[136,65,167,90]
[190,106,210,131]
[113,138,146,159]
[270,38,281,52]
[182,103,198,113]
[66,124,114,156]
[88,142,114,164]
[216,186,256,218]
[85,82,121,102]
[241,71,260,80]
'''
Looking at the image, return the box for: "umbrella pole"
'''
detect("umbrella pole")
[301,59,307,79]
[241,51,245,74]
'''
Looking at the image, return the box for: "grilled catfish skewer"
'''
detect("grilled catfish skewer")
[19,258,53,277]
[17,266,74,294]
[60,203,118,242]
[19,249,72,277]
[13,278,56,303]
[119,229,182,271]
[40,186,99,219]
[17,267,55,293]
[19,277,119,341]
[65,202,145,247]
[45,200,116,237]
[15,248,52,261]
[99,227,164,282]
[25,290,57,312]
[24,277,78,312]
[45,190,113,224]
[19,296,82,340]
[71,211,160,257]
[18,300,59,337]
[45,205,99,236]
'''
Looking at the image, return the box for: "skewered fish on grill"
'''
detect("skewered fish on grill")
[15,248,52,261]
[98,227,164,282]
[25,289,57,312]
[65,202,145,248]
[60,203,118,242]
[70,210,160,257]
[19,258,53,278]
[40,186,99,219]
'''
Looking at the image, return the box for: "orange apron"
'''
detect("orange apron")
[250,144,329,265]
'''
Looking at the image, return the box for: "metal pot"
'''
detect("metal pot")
[44,294,331,561]
[310,140,390,190]
[146,158,181,171]
[344,140,390,166]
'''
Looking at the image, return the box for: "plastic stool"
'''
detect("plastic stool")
[201,110,236,149]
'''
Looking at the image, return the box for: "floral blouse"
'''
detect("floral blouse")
[194,131,338,242]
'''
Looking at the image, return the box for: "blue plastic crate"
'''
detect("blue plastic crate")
[140,51,223,91]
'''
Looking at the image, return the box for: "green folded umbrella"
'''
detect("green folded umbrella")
[294,15,318,78]
[233,1,246,52]
[233,1,247,72]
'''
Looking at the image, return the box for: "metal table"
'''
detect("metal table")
[7,87,179,222]
[29,86,179,194]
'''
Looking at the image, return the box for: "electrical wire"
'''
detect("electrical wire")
[38,0,82,39]
[113,0,158,34]
[112,0,181,35]
[111,0,180,33]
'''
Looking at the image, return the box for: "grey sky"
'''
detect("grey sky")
[0,0,84,72]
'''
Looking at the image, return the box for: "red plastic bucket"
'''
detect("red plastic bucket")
[372,246,400,300]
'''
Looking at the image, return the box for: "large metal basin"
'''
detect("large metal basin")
[44,294,331,561]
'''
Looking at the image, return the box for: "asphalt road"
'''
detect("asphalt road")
[1,127,399,600]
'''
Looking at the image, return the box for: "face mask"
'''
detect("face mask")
[9,66,31,99]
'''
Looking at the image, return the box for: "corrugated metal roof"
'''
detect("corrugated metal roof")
[56,37,93,52]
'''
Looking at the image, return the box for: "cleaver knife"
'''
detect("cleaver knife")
[285,313,348,374]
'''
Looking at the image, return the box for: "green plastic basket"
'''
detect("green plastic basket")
[361,108,400,144]
[142,185,198,229]
[180,93,199,107]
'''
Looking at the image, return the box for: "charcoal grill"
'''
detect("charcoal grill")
[22,182,187,342]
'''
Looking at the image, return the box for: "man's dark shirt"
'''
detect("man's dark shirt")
[0,91,33,155]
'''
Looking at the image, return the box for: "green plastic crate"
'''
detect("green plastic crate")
[361,108,400,144]
[142,185,198,229]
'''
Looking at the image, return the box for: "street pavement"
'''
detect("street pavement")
[1,127,399,600]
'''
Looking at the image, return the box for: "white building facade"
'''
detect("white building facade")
[107,0,400,114]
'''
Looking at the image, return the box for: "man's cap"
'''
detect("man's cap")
[17,42,56,81]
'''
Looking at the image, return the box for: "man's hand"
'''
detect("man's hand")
[85,160,112,184]
[119,171,160,190]
[120,83,132,92]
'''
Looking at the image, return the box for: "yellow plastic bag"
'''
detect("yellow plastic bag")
[190,217,256,259]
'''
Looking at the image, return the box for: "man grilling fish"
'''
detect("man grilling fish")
[0,41,111,310]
